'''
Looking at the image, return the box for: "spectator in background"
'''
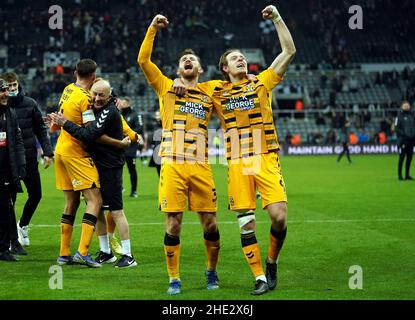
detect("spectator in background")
[349,73,359,93]
[285,131,293,145]
[337,120,352,164]
[380,117,393,137]
[2,72,54,253]
[378,131,387,144]
[375,72,384,85]
[55,64,64,75]
[357,130,369,143]
[363,110,371,127]
[349,131,358,145]
[395,101,415,180]
[340,75,349,92]
[291,134,301,146]
[329,90,337,105]
[0,78,26,262]
[325,129,336,145]
[295,99,303,112]
[248,63,260,75]
[308,132,323,144]
[331,111,345,129]
[315,112,326,125]
[320,74,328,89]
[116,97,143,197]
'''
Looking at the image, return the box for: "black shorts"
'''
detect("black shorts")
[99,167,123,211]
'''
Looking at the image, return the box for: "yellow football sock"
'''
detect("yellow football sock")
[241,233,264,277]
[164,244,181,280]
[60,214,75,257]
[268,227,287,262]
[164,233,181,280]
[78,213,97,256]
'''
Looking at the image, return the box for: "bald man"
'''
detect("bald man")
[52,59,103,268]
[50,79,137,268]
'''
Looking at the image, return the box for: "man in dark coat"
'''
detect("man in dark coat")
[395,101,415,180]
[337,120,352,164]
[0,78,26,261]
[2,72,54,250]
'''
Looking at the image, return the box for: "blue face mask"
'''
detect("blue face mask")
[8,91,18,97]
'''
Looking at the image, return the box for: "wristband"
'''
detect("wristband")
[271,7,282,23]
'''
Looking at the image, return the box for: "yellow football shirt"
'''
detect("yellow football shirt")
[54,83,93,157]
[210,68,283,160]
[139,27,214,162]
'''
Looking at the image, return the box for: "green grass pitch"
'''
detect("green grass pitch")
[0,154,414,300]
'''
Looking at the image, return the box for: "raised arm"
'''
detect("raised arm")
[263,5,296,76]
[137,15,169,85]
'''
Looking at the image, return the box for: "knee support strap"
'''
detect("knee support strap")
[237,211,255,235]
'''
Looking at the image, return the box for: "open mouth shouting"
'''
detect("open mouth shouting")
[236,62,246,69]
[184,63,193,71]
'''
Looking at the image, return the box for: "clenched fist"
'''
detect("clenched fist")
[262,5,281,22]
[151,14,169,29]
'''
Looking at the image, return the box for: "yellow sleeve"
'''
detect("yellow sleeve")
[137,26,172,97]
[256,68,284,91]
[121,116,138,142]
[198,80,224,96]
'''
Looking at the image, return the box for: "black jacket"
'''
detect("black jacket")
[63,101,125,170]
[0,106,26,192]
[121,107,143,158]
[396,110,415,146]
[9,86,53,162]
[340,126,350,144]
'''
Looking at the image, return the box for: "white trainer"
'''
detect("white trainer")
[17,221,30,246]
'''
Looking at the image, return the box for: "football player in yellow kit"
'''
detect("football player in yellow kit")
[212,4,296,295]
[173,4,296,295]
[54,59,103,267]
[138,15,221,295]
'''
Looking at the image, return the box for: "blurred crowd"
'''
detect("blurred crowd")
[1,0,414,73]
[1,0,414,149]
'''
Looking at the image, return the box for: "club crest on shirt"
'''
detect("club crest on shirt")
[200,95,209,104]
[245,84,255,92]
[71,179,83,188]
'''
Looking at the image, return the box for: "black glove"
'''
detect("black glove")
[19,166,26,180]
